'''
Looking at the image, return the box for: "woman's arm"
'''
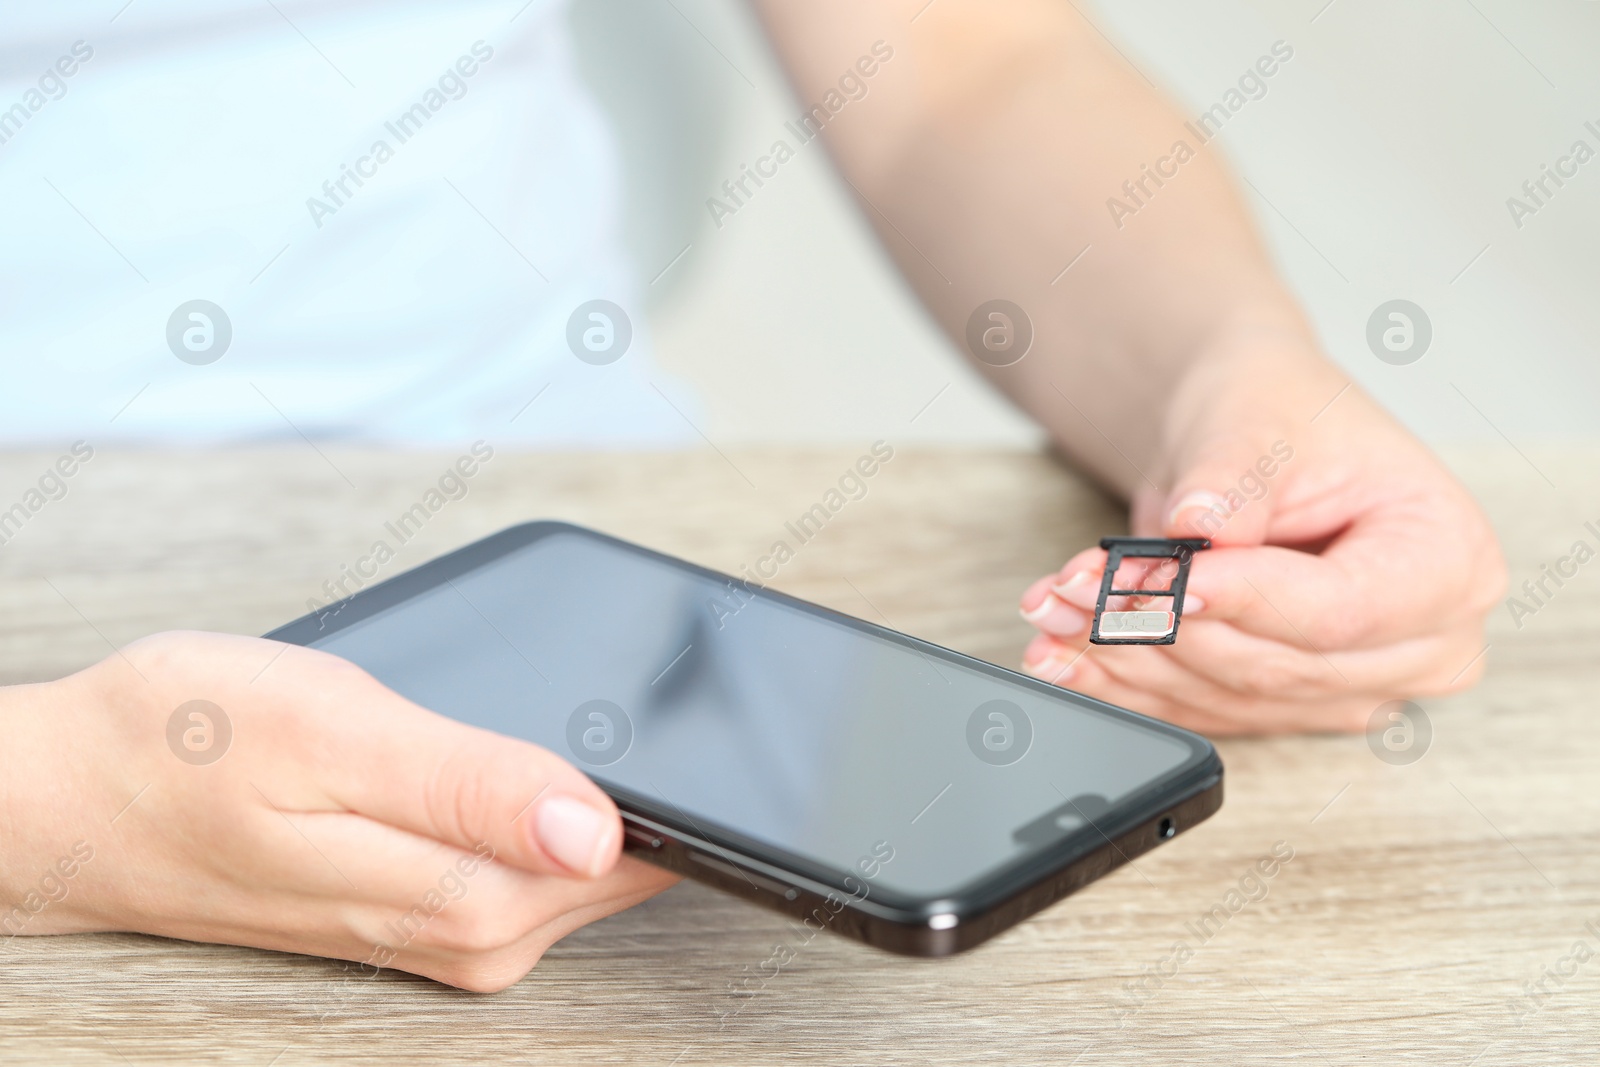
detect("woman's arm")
[755,0,1506,732]
[754,0,1305,491]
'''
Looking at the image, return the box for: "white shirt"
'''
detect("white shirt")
[0,0,695,444]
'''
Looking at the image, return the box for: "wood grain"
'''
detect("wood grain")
[0,446,1595,1066]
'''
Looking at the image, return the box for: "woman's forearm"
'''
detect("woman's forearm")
[755,0,1318,495]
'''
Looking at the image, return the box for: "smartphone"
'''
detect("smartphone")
[266,521,1222,956]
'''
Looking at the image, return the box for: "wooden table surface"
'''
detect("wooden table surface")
[1,445,1595,1065]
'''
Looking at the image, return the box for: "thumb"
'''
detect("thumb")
[1160,432,1295,546]
[308,657,625,880]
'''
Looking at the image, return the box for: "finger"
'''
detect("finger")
[1045,549,1213,622]
[1156,616,1492,700]
[1061,533,1478,653]
[1054,546,1107,584]
[268,809,674,963]
[1033,603,1487,707]
[1176,434,1502,650]
[282,646,624,880]
[226,805,536,915]
[397,858,678,960]
[409,876,675,992]
[1088,634,1369,729]
[1038,549,1114,617]
[1019,575,1090,638]
[1087,630,1289,711]
[1176,527,1479,650]
[1024,599,1488,741]
[1025,626,1363,734]
[1160,432,1290,546]
[1129,485,1166,537]
[213,796,654,944]
[1022,632,1089,687]
[1035,652,1248,735]
[1062,649,1375,735]
[352,854,676,968]
[302,865,673,993]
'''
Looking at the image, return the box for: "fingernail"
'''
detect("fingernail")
[1050,571,1100,611]
[1019,580,1052,618]
[1024,657,1077,685]
[1180,593,1207,615]
[1023,634,1053,666]
[1167,490,1228,530]
[1020,594,1087,636]
[535,795,615,877]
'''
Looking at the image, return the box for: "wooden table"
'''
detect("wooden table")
[1,446,1595,1065]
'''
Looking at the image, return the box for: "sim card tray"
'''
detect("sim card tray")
[1089,537,1211,646]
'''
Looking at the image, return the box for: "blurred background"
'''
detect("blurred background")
[593,0,1600,449]
[2,0,1596,451]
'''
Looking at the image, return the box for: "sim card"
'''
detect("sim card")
[1089,537,1210,646]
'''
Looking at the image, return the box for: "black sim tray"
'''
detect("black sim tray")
[1088,537,1211,646]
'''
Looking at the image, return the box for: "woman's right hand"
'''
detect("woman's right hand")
[0,630,676,991]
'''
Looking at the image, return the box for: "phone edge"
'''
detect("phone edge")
[616,770,1224,956]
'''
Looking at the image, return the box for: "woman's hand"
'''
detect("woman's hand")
[0,631,676,991]
[1017,340,1508,735]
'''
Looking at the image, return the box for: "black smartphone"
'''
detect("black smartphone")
[266,521,1222,956]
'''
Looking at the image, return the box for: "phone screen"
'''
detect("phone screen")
[308,527,1197,900]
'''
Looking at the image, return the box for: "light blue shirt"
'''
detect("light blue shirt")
[0,1,694,444]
